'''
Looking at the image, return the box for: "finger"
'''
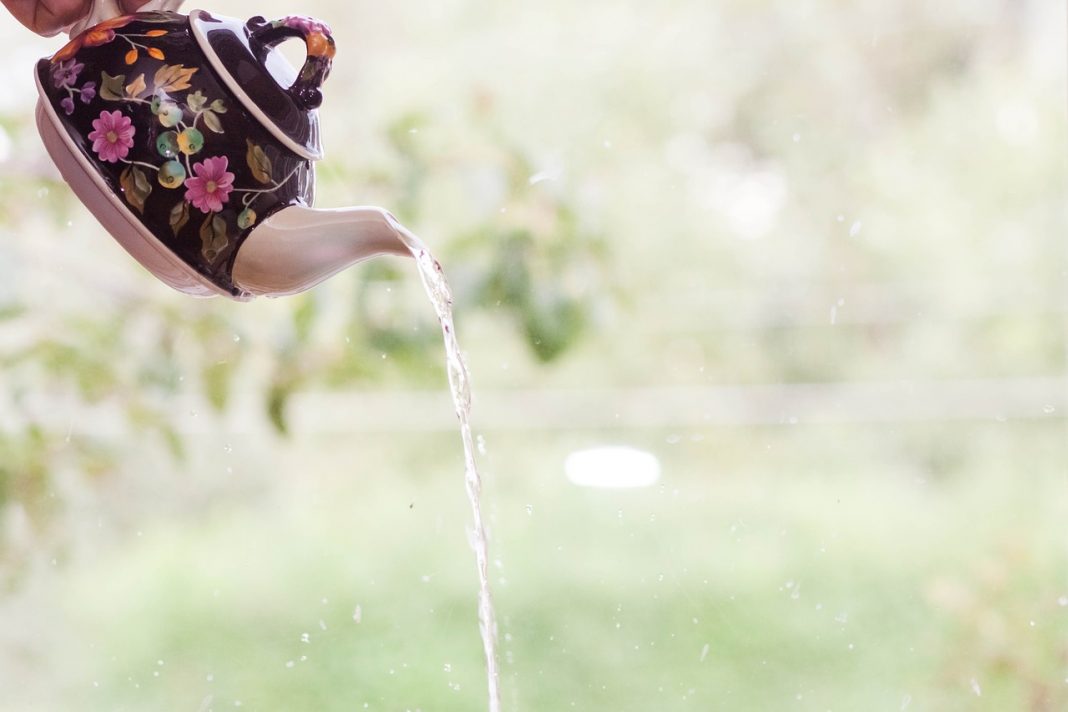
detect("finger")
[118,0,152,13]
[2,0,92,35]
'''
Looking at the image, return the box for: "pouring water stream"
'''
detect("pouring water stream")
[34,3,503,705]
[392,221,503,712]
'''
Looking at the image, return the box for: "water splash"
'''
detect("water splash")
[393,219,502,712]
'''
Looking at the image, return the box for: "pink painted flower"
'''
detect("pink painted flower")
[88,110,135,163]
[184,156,235,213]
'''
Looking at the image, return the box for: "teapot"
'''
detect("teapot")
[34,0,413,300]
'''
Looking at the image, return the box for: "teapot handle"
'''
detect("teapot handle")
[248,16,336,110]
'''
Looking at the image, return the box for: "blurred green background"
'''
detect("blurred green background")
[1,0,1066,710]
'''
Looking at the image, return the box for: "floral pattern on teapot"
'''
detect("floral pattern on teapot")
[37,11,319,296]
[48,15,300,264]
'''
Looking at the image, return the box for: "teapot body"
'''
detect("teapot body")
[35,10,328,299]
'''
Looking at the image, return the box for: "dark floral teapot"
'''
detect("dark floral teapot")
[35,0,413,300]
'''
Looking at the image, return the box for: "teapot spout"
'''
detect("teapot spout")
[232,205,414,298]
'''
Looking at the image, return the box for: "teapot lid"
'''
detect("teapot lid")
[189,10,335,161]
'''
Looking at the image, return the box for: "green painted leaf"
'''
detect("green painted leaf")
[119,165,152,214]
[202,110,223,134]
[245,139,272,184]
[186,89,207,112]
[100,71,126,101]
[209,98,227,114]
[169,200,189,235]
[199,213,229,262]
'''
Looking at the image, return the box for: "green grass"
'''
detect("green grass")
[20,424,1064,712]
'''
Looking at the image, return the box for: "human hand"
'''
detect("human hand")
[2,0,151,36]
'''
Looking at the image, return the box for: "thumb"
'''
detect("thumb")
[1,0,92,35]
[118,0,153,13]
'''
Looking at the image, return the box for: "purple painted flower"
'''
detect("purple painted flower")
[60,96,75,115]
[79,82,97,104]
[88,110,135,163]
[51,59,84,89]
[184,156,235,213]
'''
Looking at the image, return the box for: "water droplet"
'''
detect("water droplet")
[285,661,294,669]
[300,632,310,643]
[849,220,862,237]
[699,643,709,662]
[477,435,487,454]
[233,334,240,342]
[970,678,981,696]
[1043,404,1056,414]
[352,605,362,623]
[900,693,912,710]
[525,504,533,515]
[1057,596,1067,606]
[319,619,327,631]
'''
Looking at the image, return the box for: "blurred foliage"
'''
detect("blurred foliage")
[0,0,1064,708]
[260,101,611,429]
[0,35,613,548]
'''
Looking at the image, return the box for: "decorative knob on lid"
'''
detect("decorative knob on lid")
[246,16,336,110]
[189,10,332,160]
